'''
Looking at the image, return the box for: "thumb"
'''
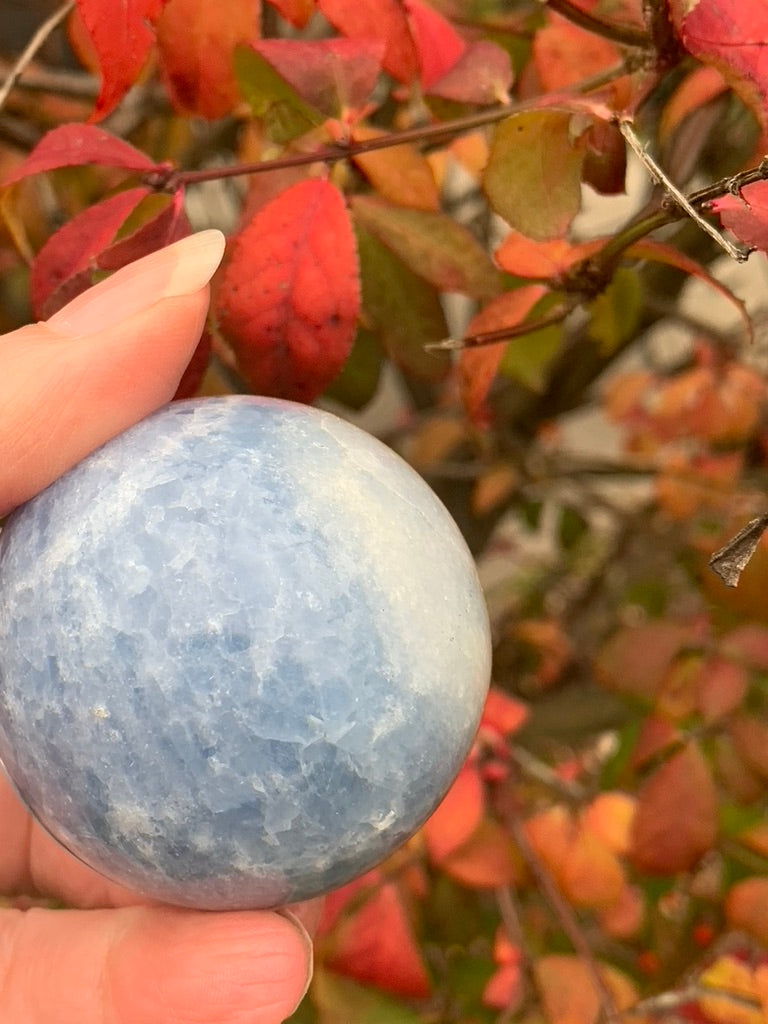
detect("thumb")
[0,903,312,1024]
[0,230,225,516]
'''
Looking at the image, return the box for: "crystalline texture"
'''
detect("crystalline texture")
[0,396,491,909]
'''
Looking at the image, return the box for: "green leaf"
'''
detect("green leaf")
[356,225,451,380]
[483,110,586,240]
[587,267,641,354]
[351,196,502,301]
[233,46,325,143]
[311,972,424,1024]
[498,322,562,392]
[323,326,383,409]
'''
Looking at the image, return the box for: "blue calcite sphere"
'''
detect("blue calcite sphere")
[0,397,491,909]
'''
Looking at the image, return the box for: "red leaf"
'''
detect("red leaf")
[426,40,512,106]
[96,189,189,271]
[251,37,384,117]
[156,0,261,118]
[459,285,549,424]
[674,0,768,137]
[75,0,167,119]
[264,0,314,27]
[404,0,465,90]
[712,180,768,252]
[325,880,431,999]
[216,179,360,402]
[630,743,717,874]
[317,0,418,84]
[421,763,485,863]
[174,328,212,399]
[533,12,627,103]
[30,187,150,319]
[481,687,529,736]
[2,125,156,186]
[483,961,525,1013]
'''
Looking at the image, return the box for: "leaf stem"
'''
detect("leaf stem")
[0,0,75,113]
[545,0,650,49]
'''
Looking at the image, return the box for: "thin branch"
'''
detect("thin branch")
[0,0,75,113]
[618,119,750,262]
[426,302,576,352]
[0,59,98,99]
[508,814,621,1024]
[546,0,650,49]
[174,63,632,188]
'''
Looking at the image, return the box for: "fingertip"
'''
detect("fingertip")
[0,287,210,514]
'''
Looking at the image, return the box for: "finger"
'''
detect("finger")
[0,903,312,1024]
[0,230,224,516]
[0,774,150,909]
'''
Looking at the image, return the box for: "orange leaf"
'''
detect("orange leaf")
[217,179,359,402]
[156,0,260,118]
[495,231,604,280]
[352,127,440,211]
[582,793,636,855]
[442,818,519,888]
[524,805,575,884]
[631,743,717,874]
[727,878,768,945]
[325,879,431,999]
[421,763,485,864]
[459,284,549,424]
[535,955,637,1024]
[561,827,625,908]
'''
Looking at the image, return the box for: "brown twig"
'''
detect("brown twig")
[546,0,650,49]
[618,119,749,261]
[0,0,75,113]
[508,813,621,1024]
[426,301,577,352]
[173,62,632,189]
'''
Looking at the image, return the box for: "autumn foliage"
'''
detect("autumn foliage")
[5,0,768,1021]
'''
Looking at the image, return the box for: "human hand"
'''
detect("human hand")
[0,231,314,1023]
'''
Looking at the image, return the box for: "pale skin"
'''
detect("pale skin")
[0,230,316,1024]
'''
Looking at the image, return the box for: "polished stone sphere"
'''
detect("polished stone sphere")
[0,397,491,909]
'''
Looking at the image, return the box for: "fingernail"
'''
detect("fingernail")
[277,907,315,1014]
[46,230,226,337]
